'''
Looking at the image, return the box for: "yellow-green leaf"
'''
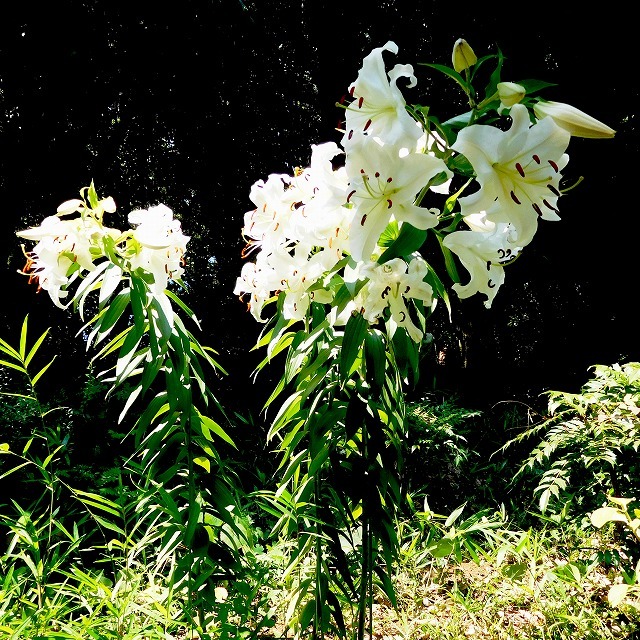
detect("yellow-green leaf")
[608,583,629,607]
[590,506,627,529]
[193,456,211,473]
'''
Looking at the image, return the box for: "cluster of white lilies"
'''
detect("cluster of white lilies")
[15,39,614,347]
[234,39,614,343]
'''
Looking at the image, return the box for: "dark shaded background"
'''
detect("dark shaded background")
[0,1,636,423]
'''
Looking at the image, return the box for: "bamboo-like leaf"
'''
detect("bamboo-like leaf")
[445,503,467,528]
[31,356,56,387]
[24,328,49,368]
[72,488,122,517]
[0,359,27,374]
[18,315,28,360]
[0,336,21,360]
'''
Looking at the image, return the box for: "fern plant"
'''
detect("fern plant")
[501,362,640,514]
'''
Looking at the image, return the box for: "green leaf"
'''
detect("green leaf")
[418,62,466,90]
[193,456,211,473]
[24,327,49,368]
[86,290,131,347]
[74,260,112,320]
[340,311,367,383]
[87,181,99,209]
[0,336,21,360]
[31,356,56,387]
[197,409,236,449]
[445,503,466,528]
[364,329,386,390]
[590,506,627,529]
[519,78,558,93]
[19,315,28,360]
[378,223,427,263]
[608,583,629,607]
[431,538,454,558]
[0,359,27,374]
[308,443,330,476]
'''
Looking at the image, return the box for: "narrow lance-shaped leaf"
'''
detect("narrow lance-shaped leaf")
[340,311,367,384]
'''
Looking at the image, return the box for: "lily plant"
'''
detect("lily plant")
[234,38,615,640]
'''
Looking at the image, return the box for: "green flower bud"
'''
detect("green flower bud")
[452,38,477,73]
[533,100,616,139]
[497,81,526,108]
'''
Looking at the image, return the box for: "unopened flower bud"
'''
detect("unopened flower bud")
[56,199,84,216]
[533,100,616,139]
[452,38,477,73]
[497,82,526,108]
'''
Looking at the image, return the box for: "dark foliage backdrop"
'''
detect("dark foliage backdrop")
[0,1,637,422]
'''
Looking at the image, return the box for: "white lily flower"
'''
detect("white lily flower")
[16,216,97,308]
[345,136,449,261]
[452,103,570,247]
[267,245,332,321]
[241,172,301,257]
[443,223,523,308]
[233,260,279,323]
[359,256,433,342]
[128,204,189,292]
[16,215,102,271]
[342,41,424,153]
[288,142,351,271]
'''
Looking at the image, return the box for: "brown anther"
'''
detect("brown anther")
[515,162,525,178]
[360,214,367,225]
[532,154,541,164]
[510,191,521,205]
[532,202,543,217]
[548,160,559,172]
